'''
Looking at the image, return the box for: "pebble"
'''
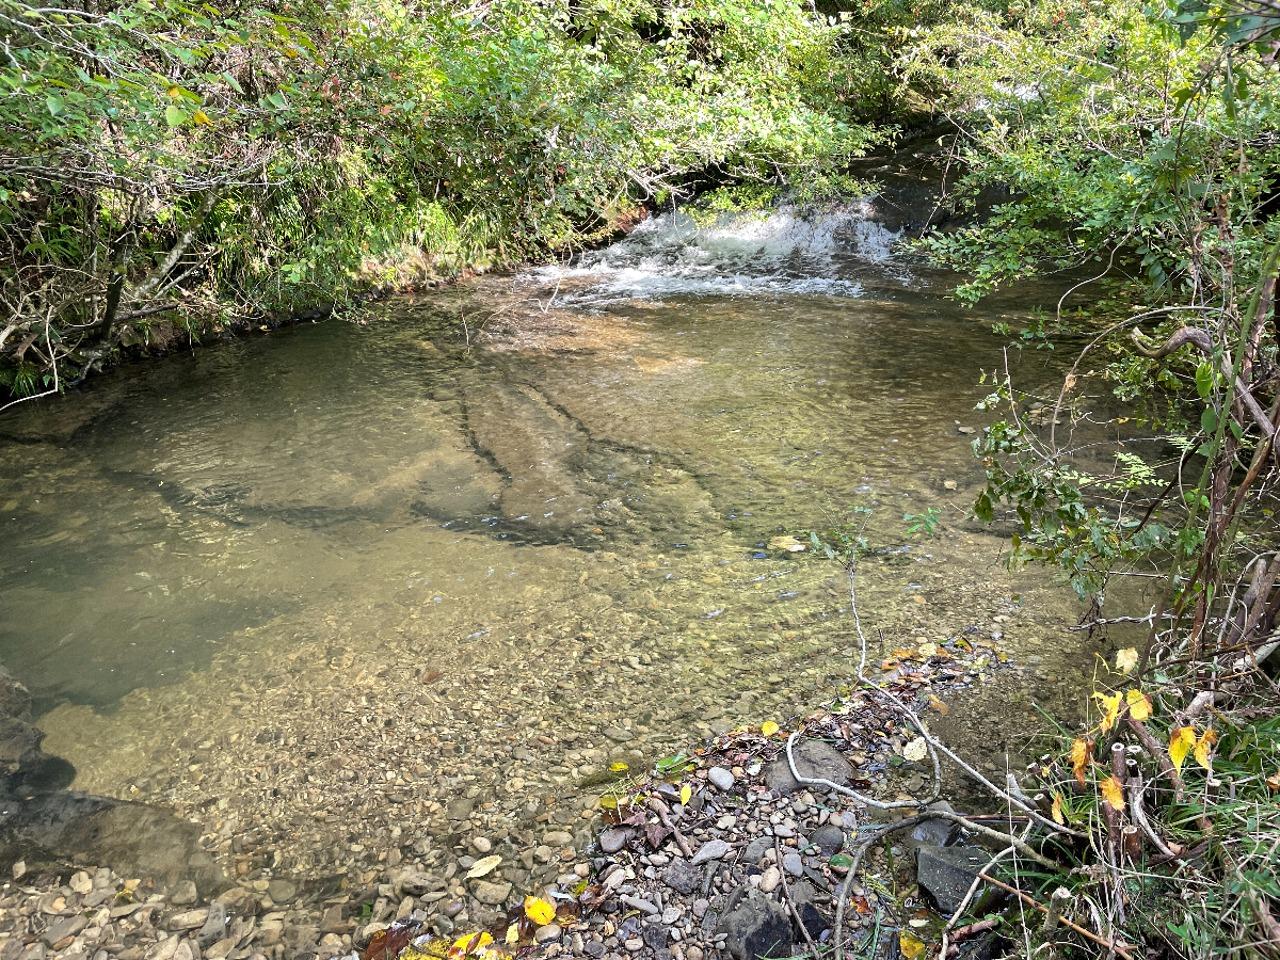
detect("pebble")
[534,924,562,943]
[599,828,630,854]
[470,879,512,905]
[707,767,734,791]
[690,840,729,865]
[782,852,803,877]
[758,866,782,893]
[166,910,208,931]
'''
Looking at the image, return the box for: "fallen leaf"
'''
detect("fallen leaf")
[609,761,630,773]
[1050,791,1065,825]
[926,694,949,715]
[1265,770,1280,792]
[192,109,212,126]
[524,896,555,926]
[679,784,691,806]
[1094,691,1122,732]
[1100,775,1125,811]
[644,822,671,848]
[916,641,939,658]
[760,721,780,737]
[1194,728,1217,769]
[1115,647,1139,674]
[449,932,493,957]
[465,855,502,880]
[902,737,928,762]
[899,932,926,960]
[504,924,519,946]
[1125,688,1153,722]
[1070,738,1091,787]
[1170,726,1196,772]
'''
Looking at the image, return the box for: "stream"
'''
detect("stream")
[0,200,1099,898]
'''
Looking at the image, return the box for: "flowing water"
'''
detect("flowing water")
[0,203,1103,893]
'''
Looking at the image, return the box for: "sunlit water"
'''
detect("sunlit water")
[0,206,1103,891]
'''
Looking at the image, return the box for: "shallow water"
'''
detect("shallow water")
[1,206,1100,889]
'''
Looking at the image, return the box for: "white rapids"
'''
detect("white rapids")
[524,200,905,306]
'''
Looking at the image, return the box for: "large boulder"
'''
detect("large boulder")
[716,887,794,960]
[763,739,852,795]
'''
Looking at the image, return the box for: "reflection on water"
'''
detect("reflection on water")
[0,207,1097,885]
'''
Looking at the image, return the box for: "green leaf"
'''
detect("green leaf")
[165,103,187,128]
[1195,361,1213,399]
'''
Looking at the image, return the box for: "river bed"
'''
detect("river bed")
[0,205,1098,905]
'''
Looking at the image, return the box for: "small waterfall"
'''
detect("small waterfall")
[524,200,904,306]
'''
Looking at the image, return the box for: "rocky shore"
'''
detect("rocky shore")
[1,632,1021,960]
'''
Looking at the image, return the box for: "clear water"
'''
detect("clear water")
[0,207,1100,884]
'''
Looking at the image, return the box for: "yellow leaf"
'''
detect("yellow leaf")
[679,784,691,806]
[524,896,556,926]
[609,761,630,773]
[926,694,949,715]
[192,109,212,126]
[504,923,519,946]
[1093,691,1122,732]
[1170,726,1196,772]
[760,720,780,737]
[1100,775,1125,811]
[1050,792,1065,825]
[1194,728,1217,769]
[899,932,926,960]
[1070,738,1091,787]
[1125,688,1153,722]
[166,86,181,99]
[1115,647,1139,674]
[450,932,493,957]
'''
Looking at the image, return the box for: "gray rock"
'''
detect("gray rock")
[707,767,735,792]
[599,828,631,854]
[267,878,297,903]
[641,924,667,951]
[907,801,958,851]
[743,838,771,864]
[534,924,562,944]
[42,915,88,947]
[763,740,851,795]
[167,909,209,931]
[916,844,992,915]
[716,888,793,960]
[620,896,658,916]
[809,824,846,856]
[196,903,227,945]
[691,840,730,866]
[781,853,803,877]
[663,860,699,896]
[470,880,512,906]
[169,880,198,907]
